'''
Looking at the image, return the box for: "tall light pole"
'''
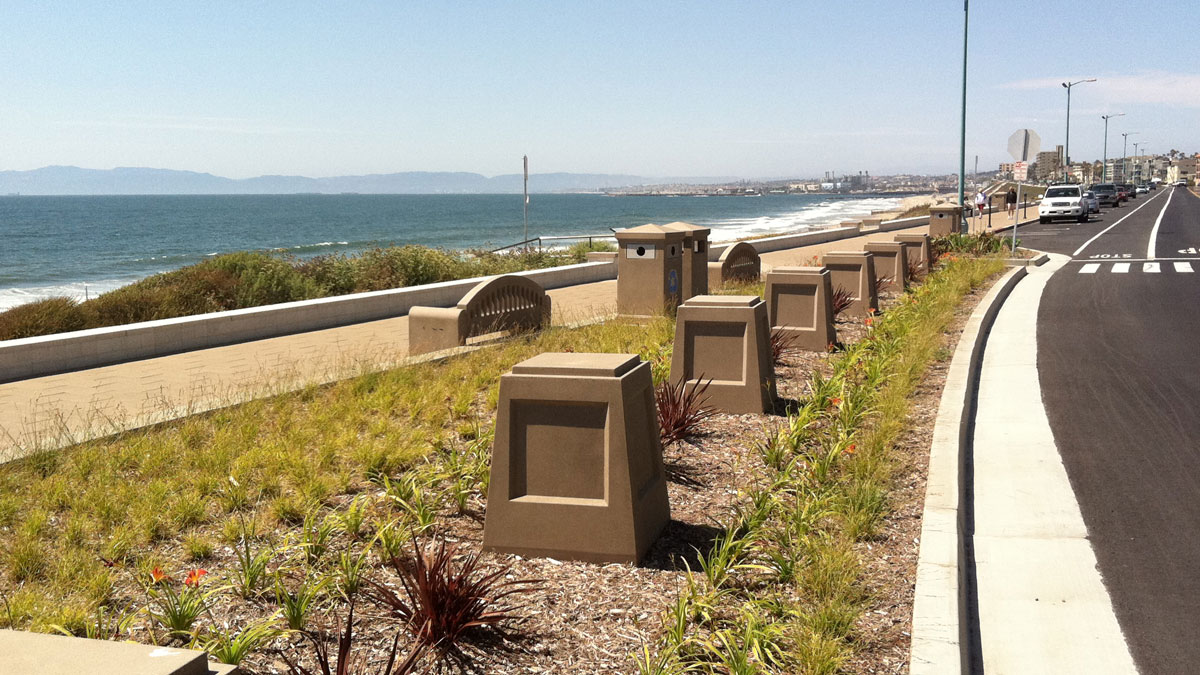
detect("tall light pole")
[1132,141,1143,182]
[958,0,969,229]
[1062,78,1096,182]
[1101,113,1124,181]
[1121,131,1137,183]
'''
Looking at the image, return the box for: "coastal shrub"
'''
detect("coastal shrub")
[567,239,616,263]
[353,246,464,290]
[931,232,1013,259]
[0,297,91,339]
[0,244,609,341]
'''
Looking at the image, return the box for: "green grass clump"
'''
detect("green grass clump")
[0,314,673,635]
[639,255,1005,674]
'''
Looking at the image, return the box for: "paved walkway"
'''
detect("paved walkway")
[0,225,932,459]
[970,254,1136,673]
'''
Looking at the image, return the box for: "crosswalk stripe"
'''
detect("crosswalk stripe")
[1176,262,1195,273]
[1144,262,1161,273]
[1080,263,1100,274]
[1112,263,1131,273]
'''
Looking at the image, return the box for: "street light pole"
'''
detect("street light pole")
[1062,78,1096,182]
[1132,141,1141,182]
[1101,113,1124,181]
[958,0,969,231]
[1121,131,1137,184]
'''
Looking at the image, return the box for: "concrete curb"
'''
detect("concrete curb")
[909,264,1028,675]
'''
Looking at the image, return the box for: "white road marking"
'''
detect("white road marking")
[1175,262,1194,273]
[1112,263,1131,273]
[1072,189,1167,257]
[1147,188,1176,259]
[1079,263,1100,274]
[1144,262,1161,273]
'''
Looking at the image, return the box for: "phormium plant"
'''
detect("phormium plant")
[362,535,538,668]
[655,377,718,447]
[830,286,855,319]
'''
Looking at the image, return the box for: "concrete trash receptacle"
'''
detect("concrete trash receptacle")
[662,221,711,301]
[821,251,878,317]
[894,233,931,276]
[671,295,775,414]
[482,352,670,564]
[863,241,909,292]
[928,203,962,237]
[614,224,686,317]
[765,267,837,352]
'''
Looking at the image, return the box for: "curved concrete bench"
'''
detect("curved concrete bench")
[409,275,552,354]
[707,241,761,288]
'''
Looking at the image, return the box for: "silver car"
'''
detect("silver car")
[1081,190,1100,214]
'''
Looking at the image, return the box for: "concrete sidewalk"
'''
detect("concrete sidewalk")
[969,253,1136,673]
[0,224,931,458]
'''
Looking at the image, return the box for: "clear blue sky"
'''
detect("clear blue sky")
[3,1,1197,179]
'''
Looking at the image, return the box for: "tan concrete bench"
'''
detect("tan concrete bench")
[707,241,761,288]
[408,275,552,355]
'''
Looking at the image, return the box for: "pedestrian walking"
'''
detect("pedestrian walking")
[974,189,987,219]
[1006,187,1017,217]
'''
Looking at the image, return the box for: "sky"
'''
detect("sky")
[2,1,1198,180]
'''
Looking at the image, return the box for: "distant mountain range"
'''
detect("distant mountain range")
[0,166,741,195]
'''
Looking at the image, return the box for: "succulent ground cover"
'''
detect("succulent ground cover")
[0,243,1004,672]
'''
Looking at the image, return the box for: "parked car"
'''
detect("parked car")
[1089,183,1124,207]
[1149,182,1158,190]
[1119,183,1137,199]
[1136,185,1149,194]
[1081,190,1100,214]
[1177,180,1189,187]
[1039,185,1089,223]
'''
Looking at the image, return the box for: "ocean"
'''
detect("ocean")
[0,193,902,311]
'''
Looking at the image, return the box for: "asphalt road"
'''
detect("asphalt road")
[1035,186,1200,673]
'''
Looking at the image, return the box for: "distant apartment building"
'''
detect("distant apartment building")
[999,162,1014,177]
[1104,158,1126,182]
[1035,145,1064,181]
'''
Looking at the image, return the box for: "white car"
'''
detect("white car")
[1039,184,1089,223]
[1081,190,1100,214]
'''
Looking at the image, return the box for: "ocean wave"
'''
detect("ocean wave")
[702,197,903,243]
[0,278,139,312]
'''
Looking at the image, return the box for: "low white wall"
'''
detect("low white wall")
[0,261,616,383]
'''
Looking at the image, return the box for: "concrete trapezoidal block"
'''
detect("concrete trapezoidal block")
[483,352,670,564]
[671,295,775,414]
[863,241,909,292]
[894,233,931,276]
[820,251,878,317]
[764,266,837,352]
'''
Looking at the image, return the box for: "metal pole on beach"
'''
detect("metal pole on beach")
[523,155,529,249]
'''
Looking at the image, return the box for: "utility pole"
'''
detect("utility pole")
[1101,113,1124,181]
[1062,79,1096,182]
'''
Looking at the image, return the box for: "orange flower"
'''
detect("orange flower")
[149,566,171,585]
[829,397,842,407]
[844,443,857,455]
[184,569,208,587]
[865,317,874,327]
